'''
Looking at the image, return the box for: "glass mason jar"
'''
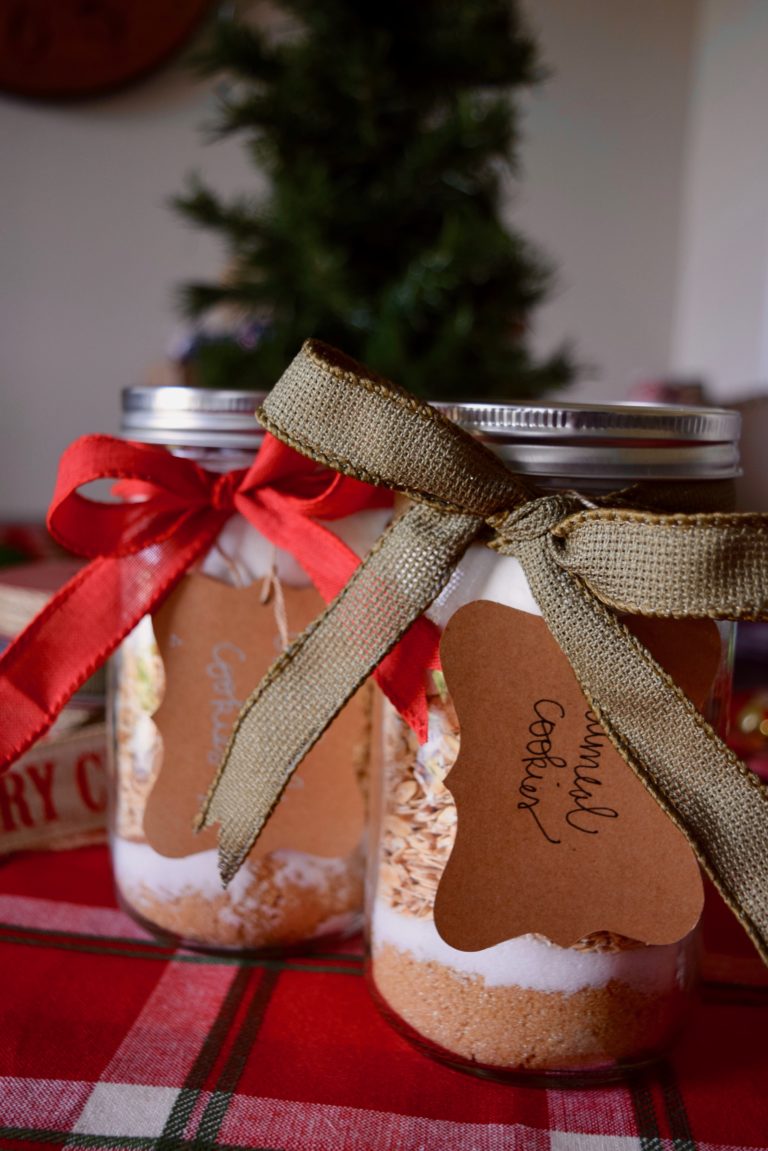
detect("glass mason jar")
[366,399,741,1083]
[108,387,389,952]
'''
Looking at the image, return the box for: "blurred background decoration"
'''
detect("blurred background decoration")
[170,0,575,399]
[0,0,212,100]
[6,1,768,520]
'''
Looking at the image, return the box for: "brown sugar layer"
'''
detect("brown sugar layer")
[116,848,364,950]
[371,943,688,1072]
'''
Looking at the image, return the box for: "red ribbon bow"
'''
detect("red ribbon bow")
[0,433,438,773]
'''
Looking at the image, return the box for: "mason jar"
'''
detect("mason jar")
[108,386,390,952]
[366,399,740,1083]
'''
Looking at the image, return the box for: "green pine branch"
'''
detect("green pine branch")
[173,0,576,399]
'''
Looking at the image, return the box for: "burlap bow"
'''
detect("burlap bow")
[199,340,768,964]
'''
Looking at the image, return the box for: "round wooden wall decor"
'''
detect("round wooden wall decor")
[0,0,212,100]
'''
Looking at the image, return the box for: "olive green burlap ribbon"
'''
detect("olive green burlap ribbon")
[198,340,768,964]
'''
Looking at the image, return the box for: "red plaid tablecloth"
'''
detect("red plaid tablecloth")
[1,845,767,1151]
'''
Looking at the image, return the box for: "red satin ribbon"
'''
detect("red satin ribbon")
[0,432,438,773]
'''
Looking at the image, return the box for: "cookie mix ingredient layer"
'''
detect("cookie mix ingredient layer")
[369,682,695,1073]
[111,615,364,950]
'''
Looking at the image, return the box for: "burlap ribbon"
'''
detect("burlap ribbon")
[199,340,768,964]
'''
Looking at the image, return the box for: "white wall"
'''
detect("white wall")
[672,0,768,400]
[0,0,733,518]
[517,0,700,403]
[0,60,254,519]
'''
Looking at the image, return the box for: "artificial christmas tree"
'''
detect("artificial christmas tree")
[173,0,574,399]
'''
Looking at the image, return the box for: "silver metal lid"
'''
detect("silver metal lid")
[121,386,267,449]
[437,400,741,480]
[121,387,741,481]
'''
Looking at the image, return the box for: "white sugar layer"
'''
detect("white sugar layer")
[112,837,349,906]
[372,899,691,994]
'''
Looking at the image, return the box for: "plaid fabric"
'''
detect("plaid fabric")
[0,847,767,1151]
